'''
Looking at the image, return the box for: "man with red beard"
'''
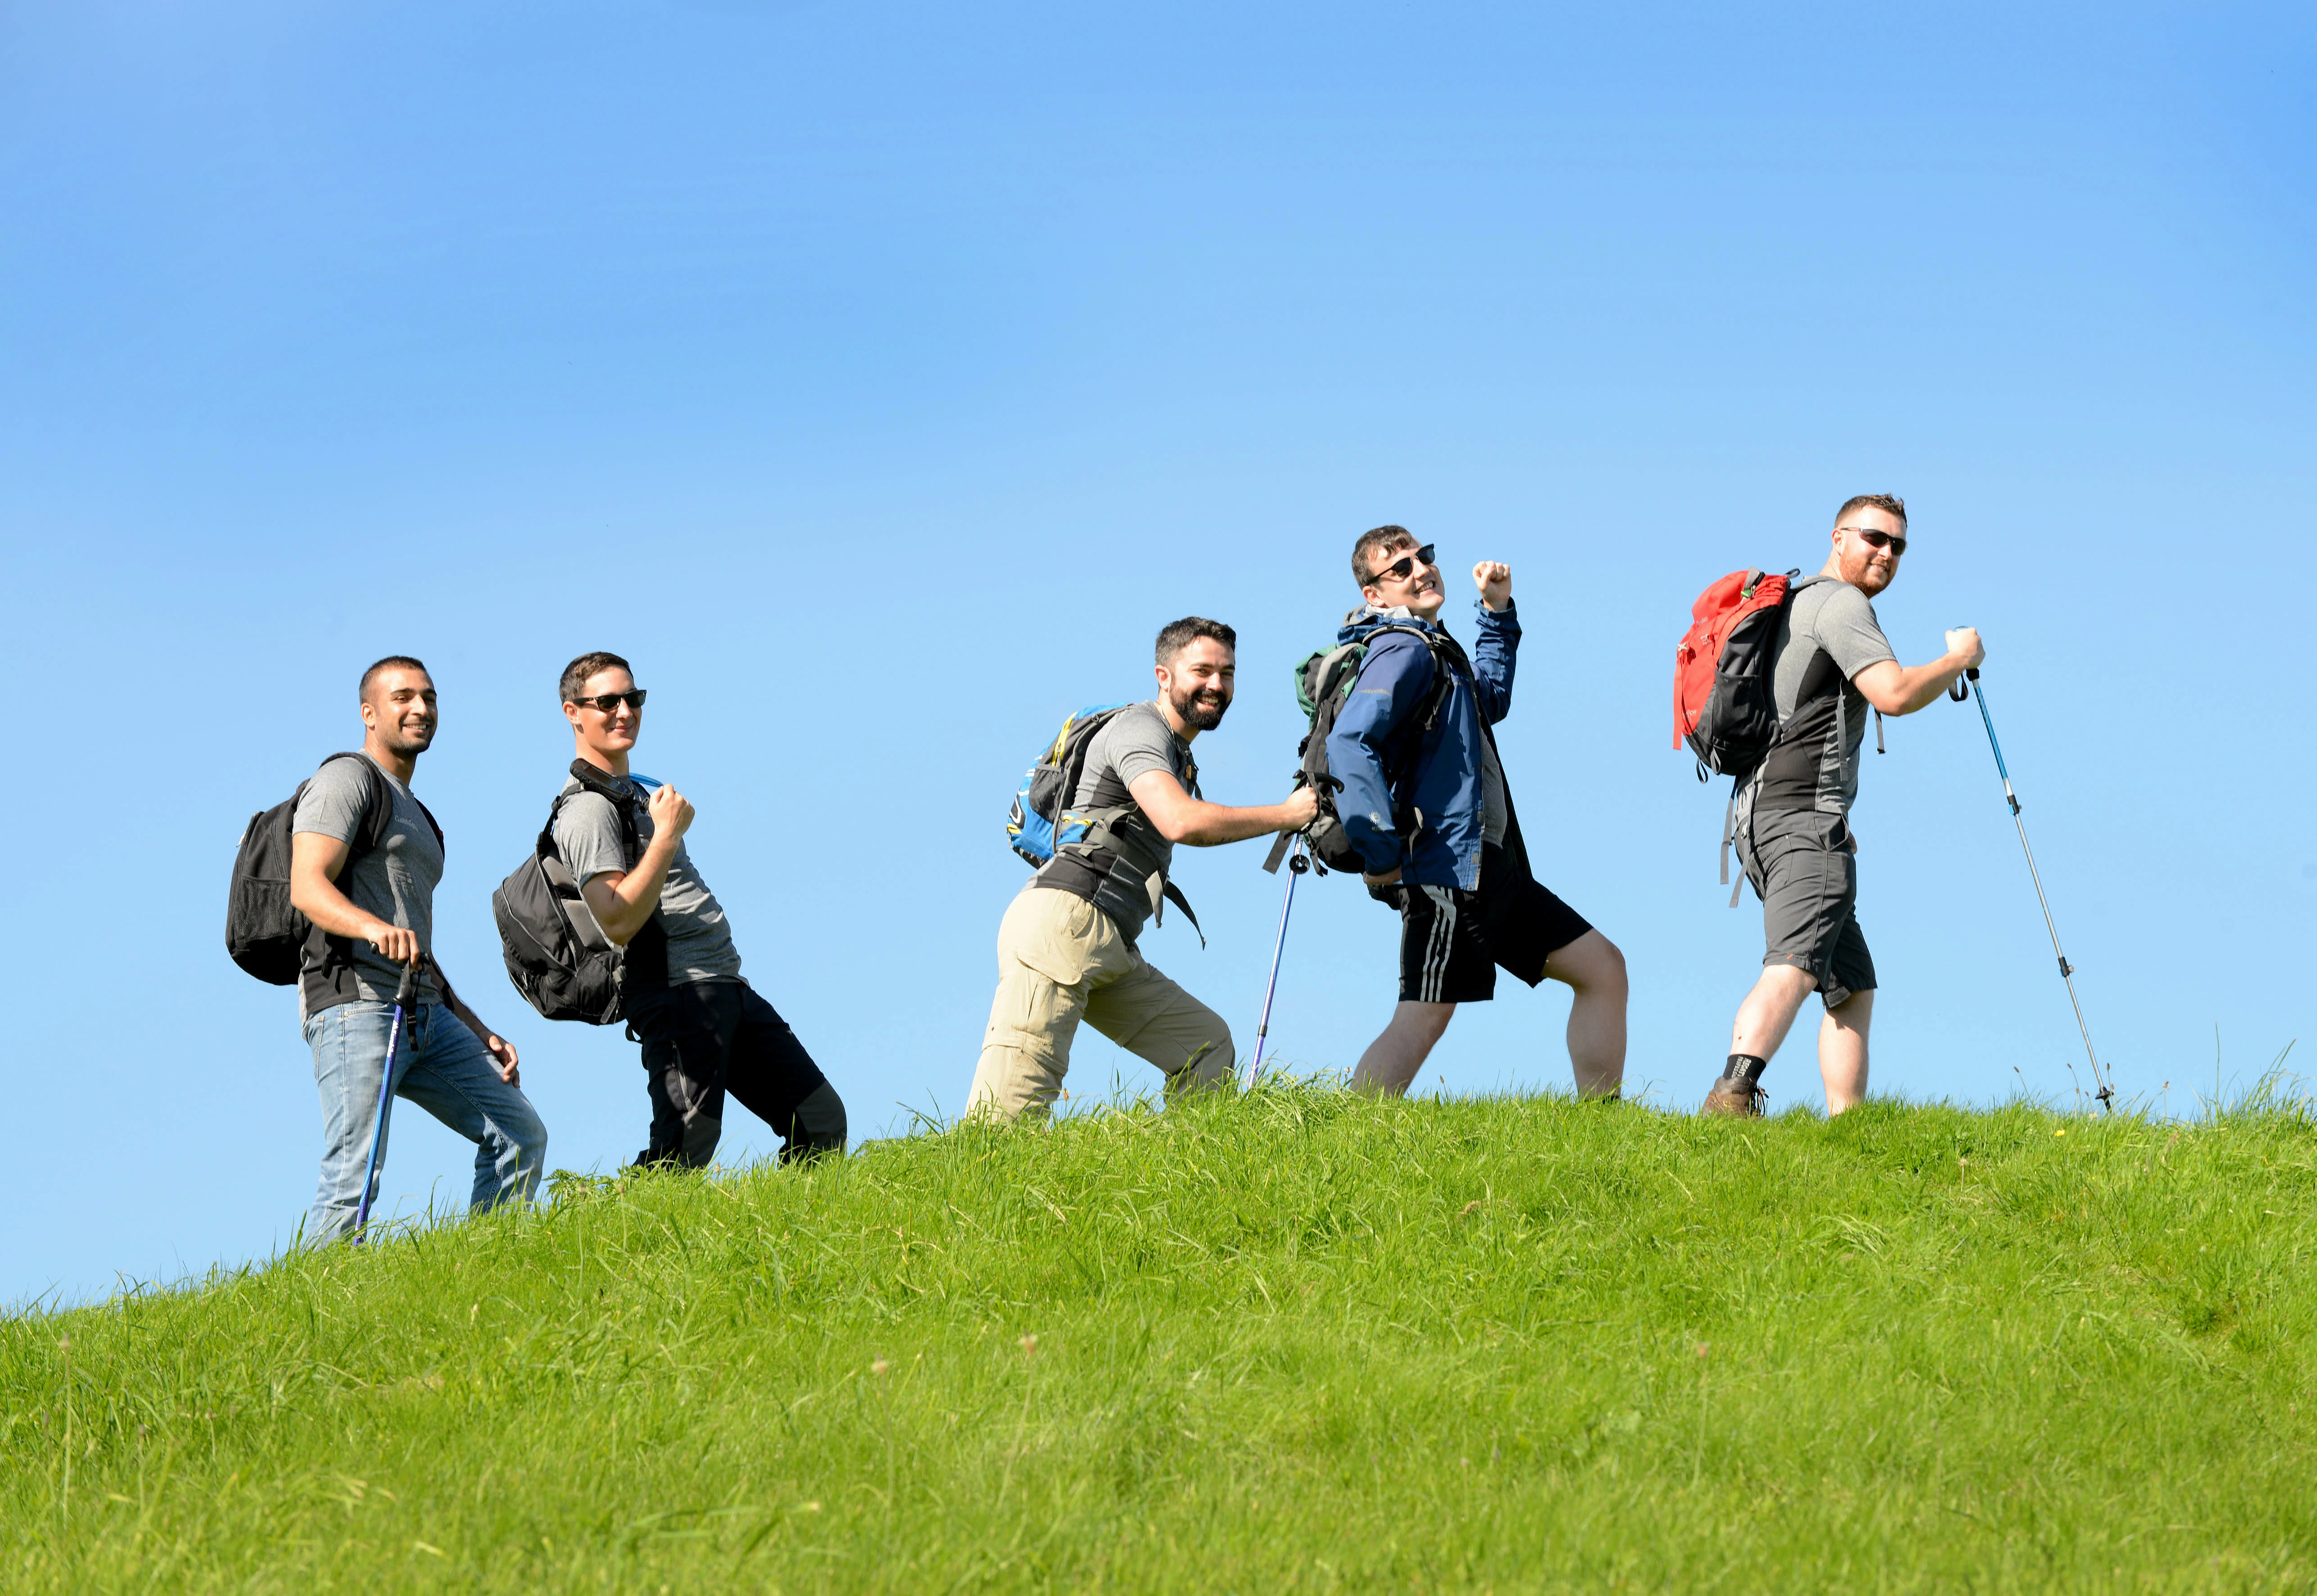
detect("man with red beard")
[969,618,1317,1120]
[1705,495,1985,1117]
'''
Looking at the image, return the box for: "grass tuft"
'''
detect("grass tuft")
[7,1086,2317,1591]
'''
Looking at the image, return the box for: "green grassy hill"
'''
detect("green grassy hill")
[7,1088,2317,1593]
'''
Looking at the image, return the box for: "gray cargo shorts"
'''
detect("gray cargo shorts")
[1738,810,1877,1009]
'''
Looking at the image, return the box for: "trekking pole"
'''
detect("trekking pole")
[1950,666,2114,1111]
[353,958,420,1240]
[1243,838,1309,1090]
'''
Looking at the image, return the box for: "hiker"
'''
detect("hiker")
[1703,495,1984,1117]
[288,657,547,1243]
[1331,528,1629,1098]
[551,651,847,1169]
[968,618,1320,1119]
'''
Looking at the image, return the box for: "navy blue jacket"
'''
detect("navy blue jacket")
[1325,598,1521,890]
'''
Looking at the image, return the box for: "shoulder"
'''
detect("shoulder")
[555,787,620,827]
[1107,705,1187,781]
[1361,628,1438,683]
[291,755,373,833]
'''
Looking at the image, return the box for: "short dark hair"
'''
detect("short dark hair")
[1351,524,1420,589]
[559,650,633,705]
[1835,493,1907,529]
[359,655,429,700]
[1154,617,1236,665]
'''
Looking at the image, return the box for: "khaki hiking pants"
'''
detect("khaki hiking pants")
[968,886,1234,1120]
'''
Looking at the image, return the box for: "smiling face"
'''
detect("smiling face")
[1361,538,1446,620]
[1156,636,1236,732]
[1831,504,1907,597]
[360,667,437,758]
[563,665,643,762]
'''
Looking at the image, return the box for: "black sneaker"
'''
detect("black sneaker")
[1701,1077,1766,1118]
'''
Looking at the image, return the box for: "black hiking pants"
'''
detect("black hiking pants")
[624,980,847,1170]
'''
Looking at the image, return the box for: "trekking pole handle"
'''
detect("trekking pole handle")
[395,958,419,1007]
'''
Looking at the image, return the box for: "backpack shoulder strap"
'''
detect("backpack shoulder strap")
[565,759,646,868]
[318,752,397,863]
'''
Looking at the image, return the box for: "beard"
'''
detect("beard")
[378,719,437,757]
[1171,685,1230,732]
[1839,550,1895,594]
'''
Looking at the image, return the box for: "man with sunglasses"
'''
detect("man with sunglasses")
[551,651,847,1169]
[1330,527,1629,1099]
[1703,495,1985,1117]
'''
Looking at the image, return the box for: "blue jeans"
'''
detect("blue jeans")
[305,1000,548,1244]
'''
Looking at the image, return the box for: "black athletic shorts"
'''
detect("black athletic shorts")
[1738,810,1877,1009]
[1376,842,1594,1005]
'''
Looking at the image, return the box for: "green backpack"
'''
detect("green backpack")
[1262,624,1457,876]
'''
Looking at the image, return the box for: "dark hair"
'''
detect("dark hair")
[359,655,430,700]
[559,650,633,705]
[1351,524,1420,589]
[1835,493,1907,530]
[1154,617,1236,665]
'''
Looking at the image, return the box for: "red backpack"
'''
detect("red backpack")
[1672,568,1799,778]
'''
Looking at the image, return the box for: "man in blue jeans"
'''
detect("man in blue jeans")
[288,655,547,1242]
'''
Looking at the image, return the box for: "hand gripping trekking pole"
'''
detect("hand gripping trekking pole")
[1243,838,1309,1090]
[353,958,421,1240]
[1950,667,2114,1111]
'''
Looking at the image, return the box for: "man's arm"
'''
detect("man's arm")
[1468,562,1518,724]
[1126,771,1316,846]
[1325,635,1434,875]
[1853,627,1985,716]
[575,783,694,945]
[433,969,521,1086]
[289,832,419,965]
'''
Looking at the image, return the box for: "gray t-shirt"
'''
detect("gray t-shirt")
[1035,702,1194,943]
[551,773,744,986]
[1747,577,1897,820]
[291,755,443,1008]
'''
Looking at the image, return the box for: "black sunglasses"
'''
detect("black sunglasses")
[573,689,648,713]
[1369,543,1437,585]
[1839,526,1908,556]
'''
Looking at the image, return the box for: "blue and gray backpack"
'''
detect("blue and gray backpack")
[1005,703,1204,942]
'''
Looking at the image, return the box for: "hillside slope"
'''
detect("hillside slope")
[6,1089,2316,1593]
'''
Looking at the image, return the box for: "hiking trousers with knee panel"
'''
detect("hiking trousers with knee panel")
[969,885,1232,1120]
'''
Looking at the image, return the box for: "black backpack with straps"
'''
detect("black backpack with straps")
[492,760,666,1025]
[225,752,438,985]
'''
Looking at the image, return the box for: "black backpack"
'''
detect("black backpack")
[1262,622,1460,876]
[225,753,421,985]
[492,763,653,1025]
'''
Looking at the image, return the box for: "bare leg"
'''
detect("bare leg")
[1729,964,1819,1062]
[1350,1002,1457,1096]
[1542,930,1627,1098]
[1818,989,1872,1114]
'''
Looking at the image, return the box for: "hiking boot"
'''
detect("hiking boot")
[1700,1077,1766,1118]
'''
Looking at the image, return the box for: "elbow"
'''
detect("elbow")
[1146,808,1197,845]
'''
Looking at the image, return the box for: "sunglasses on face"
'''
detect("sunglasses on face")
[574,689,648,713]
[1370,543,1437,586]
[1840,526,1908,557]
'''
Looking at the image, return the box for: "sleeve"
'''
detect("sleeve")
[1109,709,1185,791]
[1469,599,1520,724]
[1815,586,1898,682]
[552,792,631,885]
[290,758,369,843]
[1325,636,1434,873]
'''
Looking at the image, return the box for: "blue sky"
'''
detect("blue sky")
[4,2,2311,1306]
